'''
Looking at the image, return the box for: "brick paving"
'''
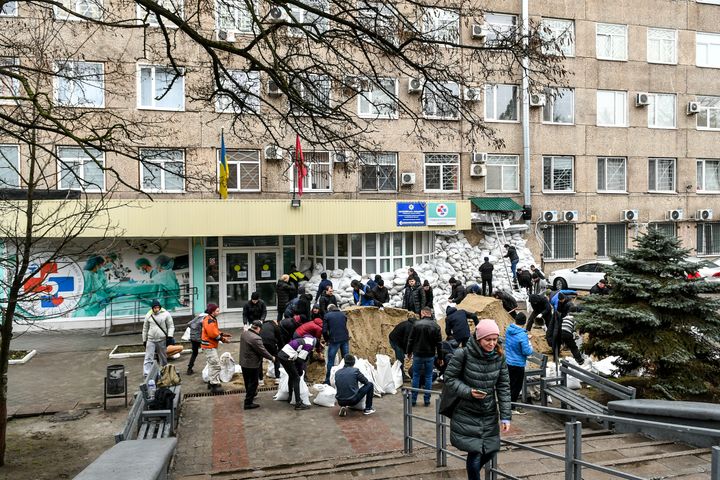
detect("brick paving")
[212,396,249,471]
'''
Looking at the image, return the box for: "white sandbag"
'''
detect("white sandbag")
[234,365,242,374]
[329,360,345,387]
[391,360,404,390]
[355,358,384,396]
[290,373,312,406]
[375,354,397,395]
[273,368,290,401]
[312,384,336,407]
[267,362,276,379]
[219,352,237,383]
[202,364,209,383]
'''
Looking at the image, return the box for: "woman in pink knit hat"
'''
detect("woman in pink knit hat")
[443,318,511,480]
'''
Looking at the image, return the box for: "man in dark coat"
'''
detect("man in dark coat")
[527,293,552,331]
[444,306,479,347]
[422,280,434,309]
[315,272,333,302]
[242,292,267,326]
[478,257,494,296]
[403,277,425,315]
[589,279,610,295]
[322,304,350,384]
[406,307,443,406]
[517,268,533,295]
[448,277,467,305]
[318,285,339,316]
[259,318,282,382]
[388,317,415,379]
[404,268,421,288]
[370,279,390,306]
[239,320,275,410]
[335,354,375,416]
[493,290,518,319]
[504,243,520,282]
[275,275,295,321]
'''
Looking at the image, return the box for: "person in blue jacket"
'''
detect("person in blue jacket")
[504,312,533,408]
[550,289,576,310]
[351,279,374,306]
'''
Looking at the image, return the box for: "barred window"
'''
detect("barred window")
[542,224,575,260]
[292,151,331,191]
[697,223,720,255]
[224,150,260,191]
[424,153,459,191]
[597,157,626,192]
[648,158,675,192]
[597,224,626,258]
[543,156,573,192]
[360,152,397,191]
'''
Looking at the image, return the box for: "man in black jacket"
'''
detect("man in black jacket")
[448,277,467,305]
[318,285,339,316]
[259,318,282,384]
[504,243,520,283]
[406,307,442,406]
[478,257,494,296]
[444,306,478,347]
[322,304,350,384]
[275,275,295,321]
[493,289,518,319]
[242,292,267,326]
[388,317,415,379]
[527,293,552,331]
[403,278,425,315]
[589,279,610,295]
[370,279,390,306]
[315,272,333,302]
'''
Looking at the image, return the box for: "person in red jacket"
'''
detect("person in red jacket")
[293,317,324,354]
[202,303,232,393]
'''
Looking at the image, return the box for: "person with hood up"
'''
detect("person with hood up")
[443,319,511,480]
[242,292,267,326]
[448,277,467,305]
[493,290,518,319]
[370,279,390,306]
[318,285,339,316]
[444,306,478,347]
[351,279,374,306]
[288,293,314,323]
[322,304,350,384]
[275,275,295,321]
[478,257,494,296]
[142,299,174,378]
[504,312,533,410]
[287,264,306,290]
[315,272,333,302]
[517,268,533,295]
[310,303,323,322]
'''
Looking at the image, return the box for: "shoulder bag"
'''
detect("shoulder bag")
[438,348,467,419]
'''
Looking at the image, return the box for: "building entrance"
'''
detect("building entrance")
[221,249,279,311]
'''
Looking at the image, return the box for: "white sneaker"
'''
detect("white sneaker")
[363,408,376,415]
[338,406,347,417]
[259,380,265,386]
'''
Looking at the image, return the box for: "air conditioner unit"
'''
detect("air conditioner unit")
[470,164,486,177]
[622,209,639,222]
[267,79,282,96]
[267,5,290,23]
[471,24,486,40]
[264,145,284,160]
[697,209,713,221]
[687,101,701,115]
[408,77,423,94]
[666,209,683,221]
[216,30,236,42]
[562,210,578,222]
[529,93,546,107]
[333,151,351,163]
[636,92,650,107]
[471,152,486,164]
[343,75,368,93]
[400,172,416,185]
[464,87,481,102]
[542,210,559,222]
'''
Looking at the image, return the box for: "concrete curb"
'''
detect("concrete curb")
[109,344,191,359]
[9,349,37,365]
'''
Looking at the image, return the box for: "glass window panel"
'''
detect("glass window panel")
[541,18,574,56]
[365,259,376,275]
[422,81,460,119]
[405,232,414,255]
[226,283,249,309]
[381,259,390,272]
[351,234,362,257]
[206,285,220,306]
[337,234,348,256]
[352,258,362,274]
[0,145,20,188]
[365,233,377,256]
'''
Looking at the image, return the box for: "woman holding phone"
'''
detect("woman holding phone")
[444,319,511,480]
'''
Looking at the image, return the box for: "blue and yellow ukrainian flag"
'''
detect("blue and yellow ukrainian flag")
[219,131,228,199]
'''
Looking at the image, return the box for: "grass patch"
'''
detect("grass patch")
[9,350,29,360]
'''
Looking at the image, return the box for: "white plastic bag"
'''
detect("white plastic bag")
[391,360,404,390]
[355,358,384,396]
[290,373,312,406]
[329,360,345,387]
[202,364,209,383]
[267,362,276,379]
[375,354,396,395]
[181,327,191,342]
[219,352,237,383]
[273,368,290,401]
[312,384,336,407]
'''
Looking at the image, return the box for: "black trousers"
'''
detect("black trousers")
[507,365,525,403]
[242,367,260,406]
[279,357,302,404]
[481,279,492,296]
[527,306,551,331]
[561,331,583,363]
[187,340,201,370]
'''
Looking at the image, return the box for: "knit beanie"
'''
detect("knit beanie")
[251,292,259,300]
[151,299,161,308]
[205,303,219,315]
[475,319,500,340]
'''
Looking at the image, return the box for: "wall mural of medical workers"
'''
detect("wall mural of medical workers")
[19,239,190,320]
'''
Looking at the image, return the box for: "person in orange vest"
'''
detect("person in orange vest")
[202,303,232,393]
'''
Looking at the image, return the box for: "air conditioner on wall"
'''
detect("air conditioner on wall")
[687,101,701,115]
[469,164,486,177]
[264,145,284,160]
[267,79,282,96]
[267,5,290,23]
[622,209,639,222]
[401,172,416,185]
[471,24,486,40]
[408,77,423,94]
[333,151,350,163]
[697,209,713,221]
[471,152,487,163]
[542,210,559,222]
[636,92,650,106]
[563,210,578,222]
[666,209,683,221]
[529,93,546,107]
[464,87,481,102]
[216,30,236,42]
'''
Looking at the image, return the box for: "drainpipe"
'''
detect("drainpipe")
[521,0,531,224]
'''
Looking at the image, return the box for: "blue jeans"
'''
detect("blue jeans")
[466,451,494,480]
[411,356,435,405]
[510,259,519,280]
[337,382,374,410]
[389,340,405,364]
[325,341,350,383]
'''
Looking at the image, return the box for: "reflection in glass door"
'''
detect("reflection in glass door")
[254,251,277,307]
[224,252,249,310]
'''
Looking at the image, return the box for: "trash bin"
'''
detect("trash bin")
[106,364,126,395]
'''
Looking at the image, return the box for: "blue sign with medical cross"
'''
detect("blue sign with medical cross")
[396,202,426,226]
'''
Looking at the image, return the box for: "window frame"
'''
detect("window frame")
[359,152,398,192]
[53,60,105,108]
[137,0,183,27]
[215,70,261,114]
[696,95,720,130]
[697,158,720,193]
[596,90,627,127]
[596,223,627,259]
[288,0,329,37]
[540,18,575,57]
[542,155,574,193]
[648,93,676,129]
[542,224,575,261]
[542,87,574,125]
[290,150,332,192]
[0,144,21,189]
[422,81,460,120]
[215,0,256,34]
[290,73,331,116]
[221,149,261,192]
[0,57,20,105]
[485,154,519,193]
[423,153,460,193]
[484,84,519,122]
[57,146,105,192]
[596,23,628,61]
[1,1,18,16]
[421,7,460,45]
[697,222,720,256]
[697,32,720,68]
[358,78,398,119]
[54,0,103,20]
[137,64,185,112]
[140,148,186,193]
[597,156,627,193]
[483,12,518,46]
[648,157,676,193]
[647,27,677,65]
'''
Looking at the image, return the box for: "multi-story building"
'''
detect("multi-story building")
[1,0,719,328]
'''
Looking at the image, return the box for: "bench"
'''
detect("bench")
[115,363,181,443]
[73,438,177,480]
[541,359,636,423]
[522,352,548,403]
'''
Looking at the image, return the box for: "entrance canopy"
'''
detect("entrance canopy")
[470,197,523,212]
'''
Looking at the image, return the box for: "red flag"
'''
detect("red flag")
[295,134,307,197]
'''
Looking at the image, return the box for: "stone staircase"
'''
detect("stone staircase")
[183,428,715,480]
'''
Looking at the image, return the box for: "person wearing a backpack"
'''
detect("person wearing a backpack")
[142,299,174,378]
[202,303,232,394]
[186,313,204,375]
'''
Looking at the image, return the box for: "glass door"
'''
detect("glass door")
[253,251,278,307]
[224,252,249,310]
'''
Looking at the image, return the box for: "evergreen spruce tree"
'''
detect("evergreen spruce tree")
[576,229,720,399]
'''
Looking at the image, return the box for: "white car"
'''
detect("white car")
[548,261,614,290]
[694,258,720,283]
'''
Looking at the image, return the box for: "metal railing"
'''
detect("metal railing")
[401,387,720,480]
[103,285,197,335]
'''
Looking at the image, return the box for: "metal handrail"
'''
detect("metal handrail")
[401,387,720,480]
[103,285,197,335]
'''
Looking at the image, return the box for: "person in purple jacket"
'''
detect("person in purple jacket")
[277,335,317,410]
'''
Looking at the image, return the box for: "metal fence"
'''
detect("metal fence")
[401,387,720,480]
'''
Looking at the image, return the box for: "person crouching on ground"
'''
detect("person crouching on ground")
[239,320,275,410]
[444,319,511,480]
[142,299,174,378]
[335,354,375,417]
[504,312,533,411]
[201,303,232,394]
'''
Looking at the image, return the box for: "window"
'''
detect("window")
[697,223,720,255]
[289,0,329,36]
[648,93,676,128]
[140,149,185,192]
[138,65,185,111]
[698,0,720,4]
[358,1,400,44]
[292,151,331,191]
[648,28,677,64]
[542,156,574,192]
[485,84,519,122]
[697,159,720,192]
[422,81,459,120]
[424,153,459,192]
[0,145,20,188]
[54,61,104,108]
[648,158,676,192]
[216,70,260,114]
[421,8,459,44]
[224,149,260,191]
[483,13,517,45]
[358,78,398,119]
[696,95,720,130]
[0,57,19,105]
[541,18,574,56]
[649,222,676,238]
[597,157,626,192]
[290,74,330,115]
[543,88,574,124]
[485,155,519,192]
[57,146,104,191]
[596,90,627,127]
[55,0,102,20]
[597,224,627,258]
[542,224,575,260]
[138,0,183,27]
[596,23,627,60]
[697,32,720,68]
[1,1,17,15]
[216,0,255,34]
[359,152,397,191]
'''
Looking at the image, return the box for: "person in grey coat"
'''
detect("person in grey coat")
[142,299,174,378]
[186,313,204,375]
[444,319,511,480]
